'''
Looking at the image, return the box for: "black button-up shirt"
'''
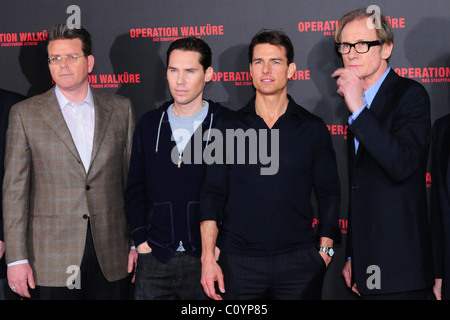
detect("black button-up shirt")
[200,96,341,256]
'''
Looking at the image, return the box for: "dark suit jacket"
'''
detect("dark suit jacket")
[431,114,450,299]
[346,69,434,296]
[0,89,25,279]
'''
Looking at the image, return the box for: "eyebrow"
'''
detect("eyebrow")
[168,66,198,71]
[252,57,284,62]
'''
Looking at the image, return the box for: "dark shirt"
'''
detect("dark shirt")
[200,96,341,257]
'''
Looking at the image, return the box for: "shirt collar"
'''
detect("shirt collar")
[363,66,391,107]
[242,95,300,117]
[55,85,94,110]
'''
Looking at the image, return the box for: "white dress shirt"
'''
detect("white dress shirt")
[55,85,95,173]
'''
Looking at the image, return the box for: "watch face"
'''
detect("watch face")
[328,248,335,257]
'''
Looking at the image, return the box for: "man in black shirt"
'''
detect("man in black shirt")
[199,30,341,300]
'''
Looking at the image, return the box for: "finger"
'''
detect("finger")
[200,278,212,298]
[352,284,361,296]
[15,281,30,298]
[331,69,342,78]
[27,271,35,290]
[217,275,225,294]
[331,68,345,78]
[208,280,222,300]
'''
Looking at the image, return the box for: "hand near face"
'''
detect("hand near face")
[332,67,365,114]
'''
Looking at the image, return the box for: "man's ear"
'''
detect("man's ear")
[204,66,213,83]
[287,62,297,79]
[381,42,393,61]
[87,55,95,73]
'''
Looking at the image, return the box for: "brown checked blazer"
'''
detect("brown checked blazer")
[3,87,135,287]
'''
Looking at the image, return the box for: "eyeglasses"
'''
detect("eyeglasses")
[48,55,86,65]
[335,41,383,55]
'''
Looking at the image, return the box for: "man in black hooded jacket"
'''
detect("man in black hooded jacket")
[125,37,229,300]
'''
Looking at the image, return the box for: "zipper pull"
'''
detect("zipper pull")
[177,241,185,251]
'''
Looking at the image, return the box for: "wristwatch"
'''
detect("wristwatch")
[319,246,334,257]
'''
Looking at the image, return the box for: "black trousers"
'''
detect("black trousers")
[361,288,432,300]
[31,221,131,300]
[219,247,326,300]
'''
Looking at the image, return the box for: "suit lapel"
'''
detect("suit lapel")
[39,88,82,163]
[353,69,398,160]
[368,69,397,117]
[89,91,112,170]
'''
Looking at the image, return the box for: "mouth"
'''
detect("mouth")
[175,89,188,95]
[261,78,274,83]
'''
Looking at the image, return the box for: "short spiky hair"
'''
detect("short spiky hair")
[248,29,294,64]
[47,23,92,56]
[166,37,212,72]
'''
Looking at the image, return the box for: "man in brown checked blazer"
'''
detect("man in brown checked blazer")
[3,24,136,299]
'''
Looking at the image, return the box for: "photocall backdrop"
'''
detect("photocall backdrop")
[1,0,449,300]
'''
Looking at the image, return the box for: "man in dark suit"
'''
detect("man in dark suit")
[0,89,25,300]
[430,115,450,300]
[3,24,136,299]
[332,8,433,299]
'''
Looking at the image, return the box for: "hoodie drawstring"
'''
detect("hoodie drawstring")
[155,110,215,164]
[205,113,214,148]
[155,111,165,153]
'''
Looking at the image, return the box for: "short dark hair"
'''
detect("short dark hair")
[47,23,92,56]
[248,29,294,64]
[166,37,212,72]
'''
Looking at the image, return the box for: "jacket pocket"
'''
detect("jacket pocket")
[186,201,200,248]
[147,202,174,247]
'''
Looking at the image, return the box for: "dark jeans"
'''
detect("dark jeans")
[134,251,207,300]
[219,247,327,300]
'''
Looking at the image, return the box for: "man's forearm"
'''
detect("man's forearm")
[200,220,219,263]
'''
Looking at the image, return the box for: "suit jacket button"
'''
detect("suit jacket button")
[82,214,89,219]
[86,185,91,190]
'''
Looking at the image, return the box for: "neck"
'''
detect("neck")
[172,99,205,117]
[254,93,289,128]
[58,82,89,104]
[362,63,389,91]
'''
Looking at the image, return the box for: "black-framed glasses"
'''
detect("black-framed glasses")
[335,41,383,55]
[48,55,86,65]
